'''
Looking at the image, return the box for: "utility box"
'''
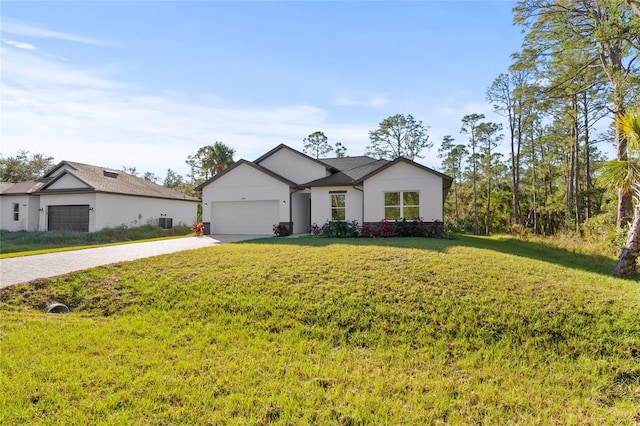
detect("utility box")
[158,218,173,229]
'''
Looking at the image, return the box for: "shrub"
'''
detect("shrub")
[310,223,321,235]
[191,222,205,236]
[320,220,360,238]
[272,223,291,237]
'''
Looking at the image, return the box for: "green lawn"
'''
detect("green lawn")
[1,236,639,424]
[0,225,193,257]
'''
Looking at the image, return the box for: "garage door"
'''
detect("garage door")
[48,205,90,232]
[211,201,279,235]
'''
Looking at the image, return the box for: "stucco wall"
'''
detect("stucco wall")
[363,162,443,222]
[94,193,197,230]
[257,148,328,184]
[38,192,196,232]
[0,195,40,232]
[201,163,291,226]
[47,173,88,190]
[310,186,363,226]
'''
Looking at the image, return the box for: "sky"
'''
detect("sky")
[1,1,527,180]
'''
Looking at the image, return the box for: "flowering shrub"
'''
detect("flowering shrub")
[361,221,393,238]
[310,223,321,235]
[273,223,291,237]
[191,222,205,236]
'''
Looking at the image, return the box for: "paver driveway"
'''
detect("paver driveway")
[0,235,261,289]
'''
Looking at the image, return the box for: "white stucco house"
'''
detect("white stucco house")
[195,144,452,235]
[0,161,200,232]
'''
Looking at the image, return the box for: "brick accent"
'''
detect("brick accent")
[361,220,444,238]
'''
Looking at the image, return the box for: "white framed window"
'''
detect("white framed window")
[330,192,346,221]
[13,203,19,221]
[384,191,419,220]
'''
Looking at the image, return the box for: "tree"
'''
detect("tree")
[438,135,468,222]
[366,114,432,161]
[0,150,55,182]
[163,168,195,197]
[514,0,640,227]
[143,171,160,183]
[303,131,332,159]
[461,114,485,235]
[607,108,640,277]
[209,142,236,175]
[334,142,347,158]
[122,166,139,176]
[186,142,235,181]
[487,71,533,225]
[477,122,505,235]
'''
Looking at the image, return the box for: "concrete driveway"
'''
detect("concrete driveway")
[0,235,264,289]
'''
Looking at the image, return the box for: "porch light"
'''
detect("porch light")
[282,200,286,205]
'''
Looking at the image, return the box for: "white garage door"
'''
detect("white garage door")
[211,200,280,235]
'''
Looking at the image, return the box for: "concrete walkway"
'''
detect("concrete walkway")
[0,235,262,289]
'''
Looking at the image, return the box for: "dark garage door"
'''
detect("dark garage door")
[48,205,90,232]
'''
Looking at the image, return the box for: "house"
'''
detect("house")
[0,161,200,232]
[195,144,452,235]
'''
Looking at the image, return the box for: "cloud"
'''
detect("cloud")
[2,47,127,89]
[3,39,37,50]
[1,20,106,46]
[0,46,372,178]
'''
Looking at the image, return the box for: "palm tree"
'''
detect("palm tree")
[207,142,235,176]
[603,108,640,277]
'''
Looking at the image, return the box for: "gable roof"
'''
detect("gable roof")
[194,159,300,192]
[303,155,453,198]
[254,143,337,172]
[38,161,199,201]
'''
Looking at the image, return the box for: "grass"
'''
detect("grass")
[1,235,639,424]
[0,225,193,257]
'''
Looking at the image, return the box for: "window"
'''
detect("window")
[331,193,346,221]
[384,191,419,220]
[13,203,19,221]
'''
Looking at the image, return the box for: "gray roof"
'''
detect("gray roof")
[0,180,44,195]
[196,145,453,195]
[38,161,199,202]
[304,157,391,187]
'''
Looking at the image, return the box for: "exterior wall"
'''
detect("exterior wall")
[363,162,444,222]
[201,163,291,228]
[0,195,40,232]
[46,173,89,190]
[38,192,196,232]
[38,193,96,231]
[310,186,363,226]
[291,191,311,234]
[257,148,328,184]
[94,193,198,231]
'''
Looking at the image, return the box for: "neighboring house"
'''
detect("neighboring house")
[196,144,452,235]
[0,161,200,232]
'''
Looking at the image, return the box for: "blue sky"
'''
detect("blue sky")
[1,1,525,179]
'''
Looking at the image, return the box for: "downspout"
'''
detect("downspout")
[352,181,364,226]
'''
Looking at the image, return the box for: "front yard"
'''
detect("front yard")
[1,236,639,424]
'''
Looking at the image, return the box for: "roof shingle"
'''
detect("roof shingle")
[38,161,199,201]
